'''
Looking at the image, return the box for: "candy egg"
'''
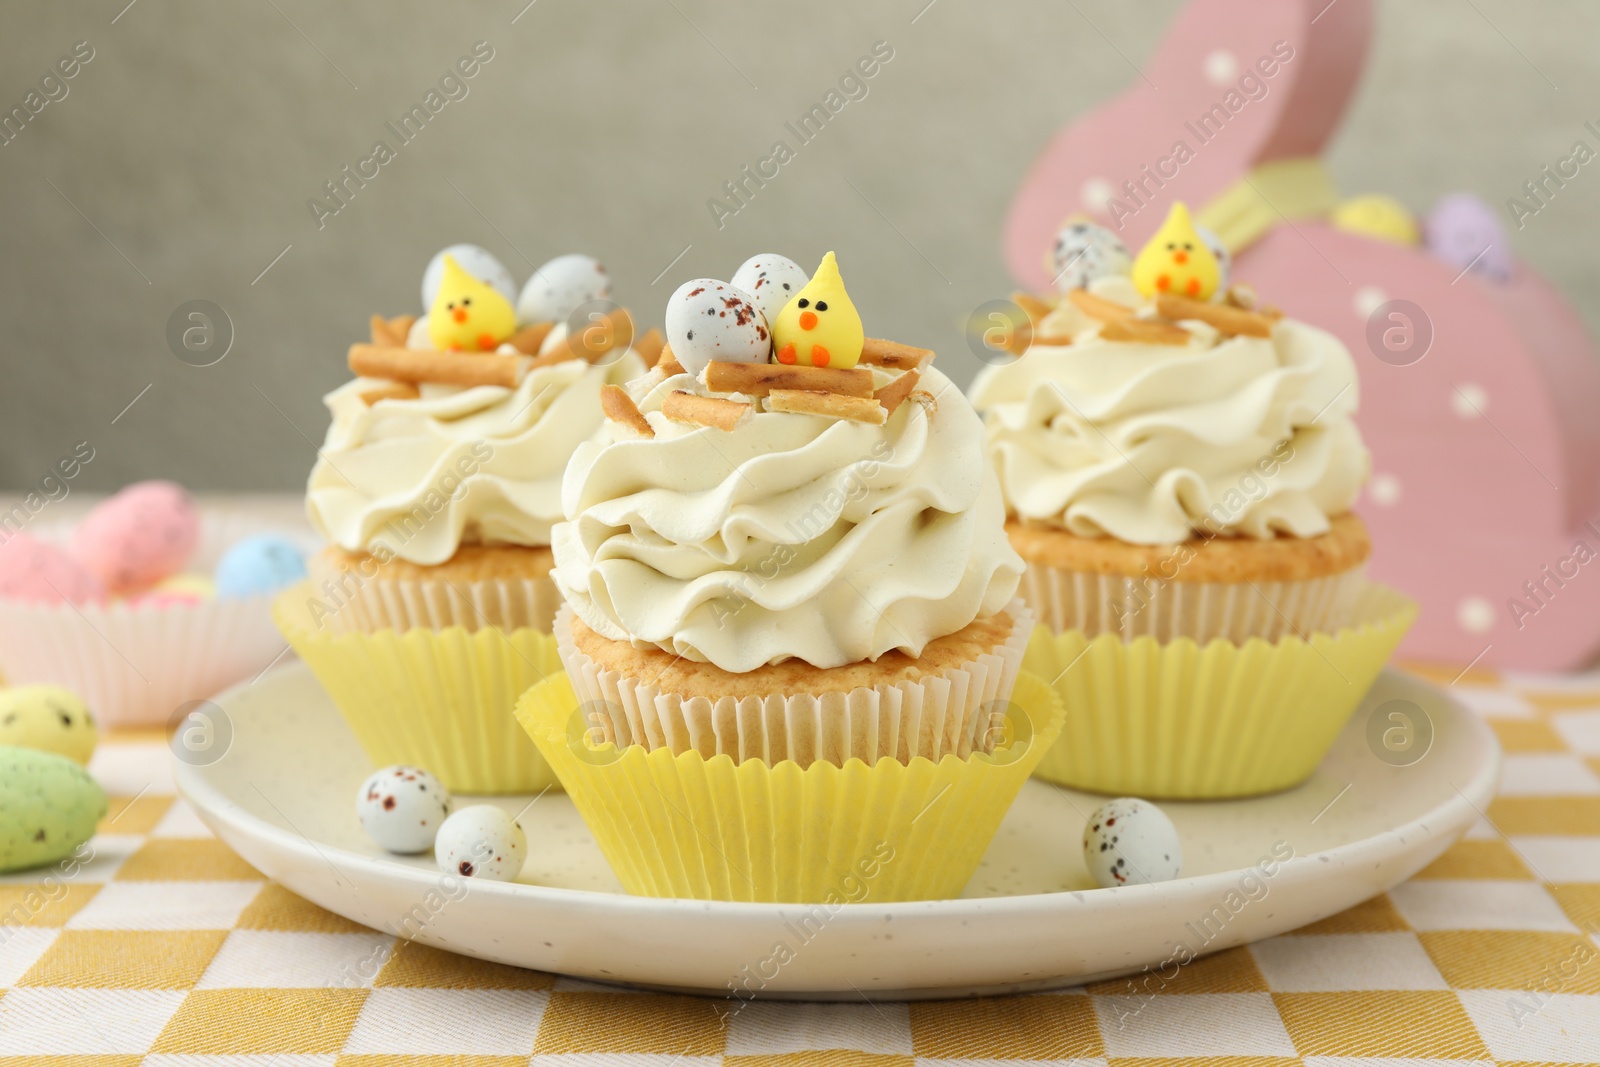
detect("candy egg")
[516,253,612,326]
[71,481,199,596]
[134,573,215,607]
[0,533,104,605]
[1331,194,1419,246]
[1196,225,1231,297]
[421,244,516,310]
[1426,193,1513,283]
[215,534,308,599]
[0,685,97,765]
[356,765,452,854]
[1049,220,1131,291]
[0,745,106,873]
[731,253,811,325]
[1082,797,1182,888]
[434,804,526,882]
[665,279,771,377]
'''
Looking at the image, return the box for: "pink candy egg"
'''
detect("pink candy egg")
[70,481,199,596]
[0,533,105,605]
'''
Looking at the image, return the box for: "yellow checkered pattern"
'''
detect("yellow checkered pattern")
[2,663,1599,1064]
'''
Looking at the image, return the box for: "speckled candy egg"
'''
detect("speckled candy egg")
[214,534,308,598]
[134,573,215,607]
[1426,193,1513,283]
[0,745,106,873]
[0,533,104,604]
[356,765,451,854]
[0,685,97,765]
[1050,221,1131,291]
[731,253,811,325]
[665,279,771,376]
[1197,225,1231,297]
[516,253,612,326]
[1082,797,1182,888]
[434,804,526,882]
[71,481,199,596]
[422,244,516,310]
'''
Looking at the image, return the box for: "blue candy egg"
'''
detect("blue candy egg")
[214,534,307,598]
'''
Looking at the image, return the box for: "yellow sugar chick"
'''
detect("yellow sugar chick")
[771,251,864,369]
[426,254,517,353]
[1130,202,1222,301]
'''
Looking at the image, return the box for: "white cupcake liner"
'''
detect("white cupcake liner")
[0,594,286,728]
[0,506,314,727]
[303,555,561,635]
[553,600,1034,768]
[1020,560,1368,643]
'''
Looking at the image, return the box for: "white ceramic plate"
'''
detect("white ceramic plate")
[175,663,1499,999]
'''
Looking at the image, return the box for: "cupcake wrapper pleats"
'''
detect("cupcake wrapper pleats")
[274,583,563,794]
[1021,560,1368,644]
[0,595,286,727]
[302,558,562,635]
[1024,583,1417,798]
[515,670,1064,902]
[553,601,1034,767]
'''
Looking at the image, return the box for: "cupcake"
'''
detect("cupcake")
[970,205,1416,798]
[276,245,653,793]
[515,251,1063,903]
[0,483,302,727]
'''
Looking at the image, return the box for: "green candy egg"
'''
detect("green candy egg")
[0,745,107,873]
[0,686,98,765]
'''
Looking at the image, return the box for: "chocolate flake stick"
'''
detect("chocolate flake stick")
[601,384,654,438]
[508,321,555,355]
[704,361,874,399]
[634,327,665,365]
[348,344,531,388]
[663,390,752,431]
[656,346,686,376]
[1155,293,1272,338]
[873,369,921,415]
[767,389,887,425]
[1067,289,1137,322]
[1011,291,1055,324]
[859,337,934,370]
[359,382,420,405]
[1099,317,1191,347]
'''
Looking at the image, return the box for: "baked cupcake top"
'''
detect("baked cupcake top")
[307,246,651,565]
[553,252,1022,672]
[969,204,1369,546]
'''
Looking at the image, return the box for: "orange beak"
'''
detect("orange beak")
[1173,251,1189,265]
[798,310,818,331]
[453,308,469,324]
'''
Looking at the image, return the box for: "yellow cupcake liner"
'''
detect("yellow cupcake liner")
[1025,583,1417,799]
[274,584,563,794]
[515,670,1065,902]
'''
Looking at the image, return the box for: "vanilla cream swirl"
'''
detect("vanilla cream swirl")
[308,350,645,565]
[553,364,1022,672]
[969,282,1369,544]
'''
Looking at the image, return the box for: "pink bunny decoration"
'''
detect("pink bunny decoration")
[1004,0,1600,669]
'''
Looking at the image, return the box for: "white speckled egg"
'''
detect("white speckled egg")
[356,765,451,854]
[434,804,526,882]
[1051,221,1131,292]
[1196,225,1231,297]
[422,244,517,310]
[516,253,612,326]
[665,278,770,376]
[730,253,811,325]
[1082,797,1182,888]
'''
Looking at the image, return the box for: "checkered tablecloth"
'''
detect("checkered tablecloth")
[2,660,1598,1064]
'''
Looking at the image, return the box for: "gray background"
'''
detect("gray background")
[2,0,1597,491]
